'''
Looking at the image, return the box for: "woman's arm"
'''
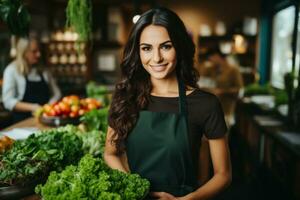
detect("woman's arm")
[182,136,232,200]
[13,102,41,112]
[104,126,130,173]
[45,70,62,103]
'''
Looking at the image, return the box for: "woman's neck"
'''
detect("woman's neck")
[150,75,179,97]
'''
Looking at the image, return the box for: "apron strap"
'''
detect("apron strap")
[178,77,197,189]
[178,78,187,116]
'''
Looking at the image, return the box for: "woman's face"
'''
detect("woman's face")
[24,40,41,65]
[139,25,177,80]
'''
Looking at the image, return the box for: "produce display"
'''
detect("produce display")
[0,126,83,186]
[35,154,150,200]
[1,91,150,199]
[40,95,102,118]
[0,125,107,187]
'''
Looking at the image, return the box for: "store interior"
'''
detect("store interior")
[0,0,300,199]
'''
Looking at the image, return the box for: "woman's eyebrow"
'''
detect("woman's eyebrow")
[160,40,172,45]
[140,43,151,46]
[140,40,172,46]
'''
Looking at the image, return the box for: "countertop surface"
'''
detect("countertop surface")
[239,98,300,159]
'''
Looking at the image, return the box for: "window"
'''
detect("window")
[270,6,296,89]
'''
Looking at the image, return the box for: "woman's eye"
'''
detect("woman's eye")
[141,46,151,51]
[161,44,172,50]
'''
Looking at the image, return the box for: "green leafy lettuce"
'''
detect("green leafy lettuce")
[35,154,150,200]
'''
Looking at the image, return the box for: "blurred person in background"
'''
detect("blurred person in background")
[2,37,61,123]
[199,48,243,127]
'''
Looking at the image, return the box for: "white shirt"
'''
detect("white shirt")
[2,62,62,111]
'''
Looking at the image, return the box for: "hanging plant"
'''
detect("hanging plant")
[0,0,30,37]
[66,0,92,42]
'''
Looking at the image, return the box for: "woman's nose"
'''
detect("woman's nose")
[153,49,163,63]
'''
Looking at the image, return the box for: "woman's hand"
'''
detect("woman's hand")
[150,192,194,200]
[150,192,177,200]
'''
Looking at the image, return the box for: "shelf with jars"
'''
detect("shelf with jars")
[45,30,90,95]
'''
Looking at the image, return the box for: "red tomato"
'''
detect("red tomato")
[80,99,87,107]
[69,95,79,100]
[53,104,62,115]
[62,97,69,104]
[70,99,80,106]
[87,103,97,111]
[69,112,78,118]
[71,105,80,113]
[58,102,71,114]
[47,108,57,116]
[42,112,50,117]
[95,101,101,108]
[43,104,52,113]
[78,109,86,116]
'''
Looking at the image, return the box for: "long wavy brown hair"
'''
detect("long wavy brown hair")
[109,7,199,153]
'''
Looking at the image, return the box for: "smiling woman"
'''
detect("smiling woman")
[104,7,231,200]
[139,25,177,81]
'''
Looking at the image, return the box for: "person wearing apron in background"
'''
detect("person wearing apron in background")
[105,7,231,200]
[2,37,61,123]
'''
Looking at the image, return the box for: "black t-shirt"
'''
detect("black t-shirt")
[145,89,227,173]
[108,89,227,175]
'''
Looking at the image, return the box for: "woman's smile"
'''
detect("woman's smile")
[139,25,177,80]
[149,63,169,72]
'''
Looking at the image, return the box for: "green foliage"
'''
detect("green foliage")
[244,83,274,96]
[244,82,288,107]
[66,0,92,41]
[36,154,150,200]
[273,89,288,107]
[0,126,83,185]
[80,107,109,133]
[0,124,109,186]
[86,82,110,106]
[77,129,106,157]
[0,0,30,36]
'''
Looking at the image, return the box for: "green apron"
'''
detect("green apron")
[126,79,198,197]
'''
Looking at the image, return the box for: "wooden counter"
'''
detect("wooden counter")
[3,117,50,131]
[235,99,300,200]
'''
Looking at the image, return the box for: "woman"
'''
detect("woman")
[2,37,61,122]
[104,7,231,200]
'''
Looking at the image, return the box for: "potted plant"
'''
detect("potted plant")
[66,0,92,42]
[0,0,30,36]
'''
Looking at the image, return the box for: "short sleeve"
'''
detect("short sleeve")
[2,65,19,110]
[203,97,227,139]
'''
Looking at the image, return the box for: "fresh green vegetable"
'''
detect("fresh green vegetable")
[35,154,150,200]
[86,82,110,106]
[0,0,30,36]
[80,107,109,132]
[66,0,92,41]
[0,126,83,186]
[77,129,106,157]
